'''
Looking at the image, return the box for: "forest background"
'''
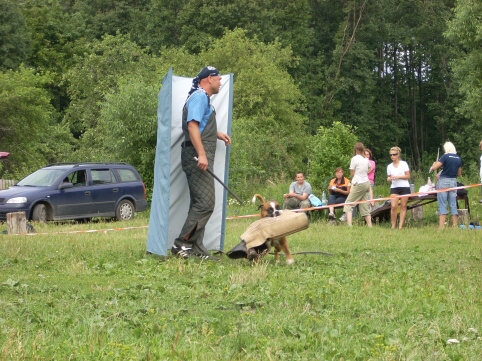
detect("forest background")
[1,0,482,199]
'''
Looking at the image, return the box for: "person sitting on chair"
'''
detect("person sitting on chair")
[327,167,351,222]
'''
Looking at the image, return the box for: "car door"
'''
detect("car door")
[49,170,93,218]
[89,168,122,216]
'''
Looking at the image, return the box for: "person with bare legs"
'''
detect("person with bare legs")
[386,147,411,229]
[343,142,372,227]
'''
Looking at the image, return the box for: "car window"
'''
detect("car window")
[91,169,115,185]
[116,168,139,182]
[18,169,66,187]
[64,170,87,187]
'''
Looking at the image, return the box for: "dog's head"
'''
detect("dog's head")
[259,200,282,218]
[252,194,283,218]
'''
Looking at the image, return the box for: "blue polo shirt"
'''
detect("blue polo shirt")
[439,153,462,178]
[185,90,212,133]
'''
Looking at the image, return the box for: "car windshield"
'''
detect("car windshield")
[17,169,66,187]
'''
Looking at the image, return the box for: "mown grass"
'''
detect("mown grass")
[1,192,481,360]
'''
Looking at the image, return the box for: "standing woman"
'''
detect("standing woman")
[343,142,372,227]
[430,142,462,229]
[386,147,411,229]
[365,148,376,205]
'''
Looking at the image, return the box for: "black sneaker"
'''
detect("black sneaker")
[191,243,220,261]
[171,238,193,259]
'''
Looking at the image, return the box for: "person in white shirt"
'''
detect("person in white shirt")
[386,146,411,229]
[343,142,372,227]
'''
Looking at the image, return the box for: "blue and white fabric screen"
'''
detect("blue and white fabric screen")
[146,68,233,256]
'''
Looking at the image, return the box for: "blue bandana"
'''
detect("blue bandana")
[188,66,220,97]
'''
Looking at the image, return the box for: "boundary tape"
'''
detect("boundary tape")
[24,225,148,236]
[226,183,482,220]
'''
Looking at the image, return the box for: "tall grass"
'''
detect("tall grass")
[1,187,481,360]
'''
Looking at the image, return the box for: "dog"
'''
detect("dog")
[251,194,295,265]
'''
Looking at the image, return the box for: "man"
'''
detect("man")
[171,66,231,260]
[283,172,312,210]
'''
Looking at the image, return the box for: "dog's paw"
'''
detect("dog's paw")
[286,258,295,265]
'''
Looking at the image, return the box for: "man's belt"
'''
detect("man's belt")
[181,140,193,148]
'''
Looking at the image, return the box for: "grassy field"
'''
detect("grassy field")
[1,194,481,360]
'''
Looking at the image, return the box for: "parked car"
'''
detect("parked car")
[0,162,148,222]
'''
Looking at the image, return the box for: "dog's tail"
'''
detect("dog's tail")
[252,194,266,205]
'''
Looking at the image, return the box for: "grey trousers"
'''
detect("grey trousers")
[178,147,215,245]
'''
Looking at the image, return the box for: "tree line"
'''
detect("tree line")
[1,0,481,197]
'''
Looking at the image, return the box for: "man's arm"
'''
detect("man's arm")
[188,121,208,171]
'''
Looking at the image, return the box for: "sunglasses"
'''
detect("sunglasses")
[389,153,398,156]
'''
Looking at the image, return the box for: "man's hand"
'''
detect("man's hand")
[217,132,231,146]
[196,154,209,171]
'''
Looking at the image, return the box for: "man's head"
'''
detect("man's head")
[197,66,219,79]
[295,172,305,184]
[198,66,222,96]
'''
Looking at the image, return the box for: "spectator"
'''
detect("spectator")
[343,142,373,227]
[283,172,312,210]
[365,148,376,206]
[327,167,351,222]
[387,146,411,229]
[430,141,462,229]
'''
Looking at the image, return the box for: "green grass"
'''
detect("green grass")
[1,195,482,360]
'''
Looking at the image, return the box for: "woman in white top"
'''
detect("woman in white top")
[343,142,372,227]
[386,146,411,229]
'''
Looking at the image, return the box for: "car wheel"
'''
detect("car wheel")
[32,204,47,223]
[115,199,134,221]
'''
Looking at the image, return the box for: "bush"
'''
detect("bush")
[308,121,358,190]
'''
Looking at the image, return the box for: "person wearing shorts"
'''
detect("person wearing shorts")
[343,142,372,227]
[387,147,411,229]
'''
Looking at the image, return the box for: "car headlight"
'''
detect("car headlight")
[6,197,28,204]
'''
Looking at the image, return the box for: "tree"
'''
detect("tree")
[319,0,457,171]
[308,121,358,190]
[0,66,74,178]
[90,76,158,191]
[204,29,308,191]
[0,0,32,70]
[445,0,482,178]
[63,33,156,139]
